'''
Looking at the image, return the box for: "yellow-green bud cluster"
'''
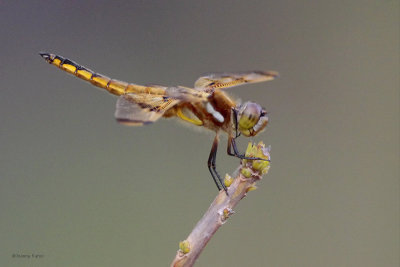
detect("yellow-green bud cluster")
[179,240,191,254]
[241,141,271,176]
[224,174,234,187]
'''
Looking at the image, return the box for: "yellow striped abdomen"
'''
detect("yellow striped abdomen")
[39,52,166,96]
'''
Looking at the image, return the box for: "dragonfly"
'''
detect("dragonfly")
[40,52,278,193]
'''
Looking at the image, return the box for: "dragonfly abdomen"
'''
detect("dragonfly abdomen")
[39,52,163,96]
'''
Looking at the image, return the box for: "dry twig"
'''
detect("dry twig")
[171,141,271,267]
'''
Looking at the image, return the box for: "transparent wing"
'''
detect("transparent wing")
[194,71,279,92]
[115,93,180,126]
[164,86,210,102]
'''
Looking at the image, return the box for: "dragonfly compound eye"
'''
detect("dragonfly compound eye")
[236,102,264,136]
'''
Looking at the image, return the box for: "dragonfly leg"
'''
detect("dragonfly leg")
[232,108,241,138]
[227,135,270,161]
[208,135,228,194]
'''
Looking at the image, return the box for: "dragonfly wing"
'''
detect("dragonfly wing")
[165,86,210,102]
[194,71,279,92]
[115,93,180,126]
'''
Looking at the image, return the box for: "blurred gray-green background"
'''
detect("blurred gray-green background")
[0,1,398,266]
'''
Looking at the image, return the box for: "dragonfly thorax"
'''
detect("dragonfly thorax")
[206,102,225,123]
[236,102,268,137]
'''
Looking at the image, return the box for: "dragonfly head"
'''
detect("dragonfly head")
[236,102,268,137]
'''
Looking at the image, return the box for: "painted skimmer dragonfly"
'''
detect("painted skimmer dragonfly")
[40,52,278,193]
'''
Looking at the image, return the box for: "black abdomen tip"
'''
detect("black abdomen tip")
[39,52,50,59]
